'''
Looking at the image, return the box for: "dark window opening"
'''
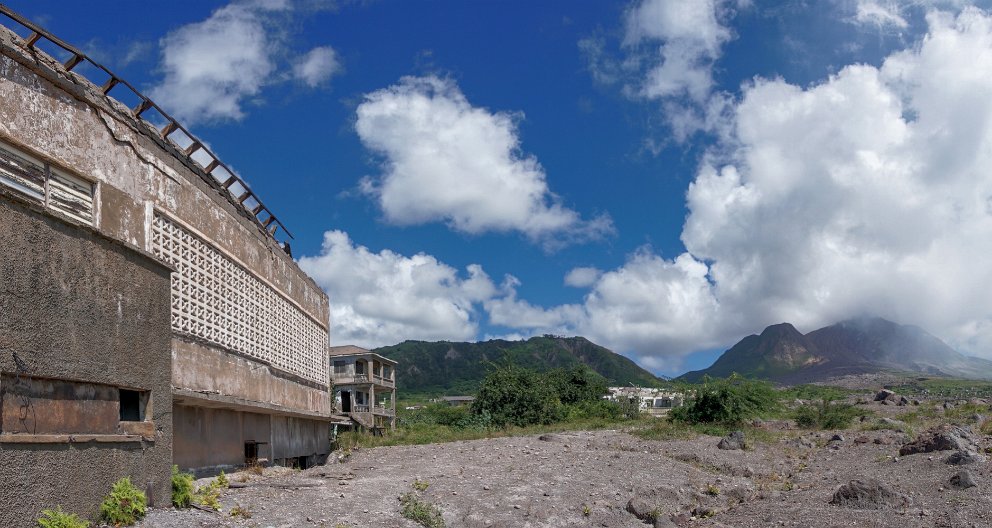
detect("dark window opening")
[119,389,142,421]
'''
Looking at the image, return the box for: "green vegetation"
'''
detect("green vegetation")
[99,478,147,526]
[229,505,252,519]
[670,375,779,425]
[193,475,228,511]
[472,364,637,427]
[412,479,430,491]
[36,506,89,528]
[399,481,445,528]
[375,335,664,397]
[171,466,195,508]
[888,377,992,399]
[339,365,644,450]
[780,384,857,402]
[794,400,867,429]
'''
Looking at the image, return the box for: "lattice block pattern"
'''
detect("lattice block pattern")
[151,212,328,384]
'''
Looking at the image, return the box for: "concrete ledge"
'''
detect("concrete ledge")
[173,387,333,421]
[0,433,152,444]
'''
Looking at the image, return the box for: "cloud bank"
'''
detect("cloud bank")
[304,5,992,373]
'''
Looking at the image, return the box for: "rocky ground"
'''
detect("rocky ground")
[139,392,992,528]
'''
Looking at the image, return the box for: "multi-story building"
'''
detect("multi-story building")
[0,8,331,524]
[330,346,397,431]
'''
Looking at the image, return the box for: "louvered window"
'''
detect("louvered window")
[0,141,96,225]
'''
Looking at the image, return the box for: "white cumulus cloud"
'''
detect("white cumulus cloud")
[150,1,340,125]
[294,46,341,87]
[355,76,614,247]
[298,230,497,348]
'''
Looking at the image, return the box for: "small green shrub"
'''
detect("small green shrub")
[399,492,445,528]
[412,479,430,491]
[216,470,229,489]
[99,478,147,526]
[171,466,195,508]
[37,506,89,528]
[795,400,866,429]
[671,375,779,425]
[194,480,222,511]
[229,505,252,519]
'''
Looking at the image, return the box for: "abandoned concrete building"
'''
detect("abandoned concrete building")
[330,345,397,431]
[0,8,332,524]
[606,387,686,417]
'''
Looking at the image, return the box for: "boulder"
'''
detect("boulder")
[899,425,974,456]
[944,450,986,466]
[717,431,747,450]
[874,389,896,402]
[783,436,815,449]
[829,480,911,510]
[950,470,977,489]
[625,486,685,526]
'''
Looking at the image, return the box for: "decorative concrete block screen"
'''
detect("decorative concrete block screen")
[151,212,327,384]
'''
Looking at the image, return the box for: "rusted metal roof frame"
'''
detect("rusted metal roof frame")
[0,4,295,242]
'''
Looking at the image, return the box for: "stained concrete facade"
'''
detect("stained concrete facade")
[0,194,173,525]
[0,12,333,524]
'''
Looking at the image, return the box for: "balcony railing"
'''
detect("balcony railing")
[352,404,370,413]
[373,405,394,416]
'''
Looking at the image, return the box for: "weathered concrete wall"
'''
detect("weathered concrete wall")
[0,37,328,324]
[271,415,331,464]
[0,196,172,526]
[172,339,331,416]
[173,405,270,475]
[0,29,330,388]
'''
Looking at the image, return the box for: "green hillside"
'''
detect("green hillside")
[375,335,663,396]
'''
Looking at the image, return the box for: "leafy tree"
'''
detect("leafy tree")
[471,365,563,426]
[670,374,779,425]
[547,365,609,405]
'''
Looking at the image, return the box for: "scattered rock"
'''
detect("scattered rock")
[626,487,685,525]
[944,451,986,466]
[899,425,974,456]
[949,470,977,489]
[830,434,845,443]
[898,396,910,406]
[829,479,911,510]
[538,434,559,442]
[718,431,747,451]
[784,437,815,449]
[874,389,896,402]
[874,437,893,445]
[854,436,870,444]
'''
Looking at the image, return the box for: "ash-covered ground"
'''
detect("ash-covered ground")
[139,392,992,528]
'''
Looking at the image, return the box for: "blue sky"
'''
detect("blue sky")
[10,0,992,376]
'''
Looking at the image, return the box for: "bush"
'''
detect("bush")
[795,400,865,429]
[671,375,779,425]
[472,365,563,427]
[100,478,147,526]
[563,399,628,420]
[399,492,445,528]
[547,366,608,405]
[171,466,195,508]
[37,506,89,528]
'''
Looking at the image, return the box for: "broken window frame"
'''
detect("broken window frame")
[0,139,98,227]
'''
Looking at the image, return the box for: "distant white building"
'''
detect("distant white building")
[606,387,687,417]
